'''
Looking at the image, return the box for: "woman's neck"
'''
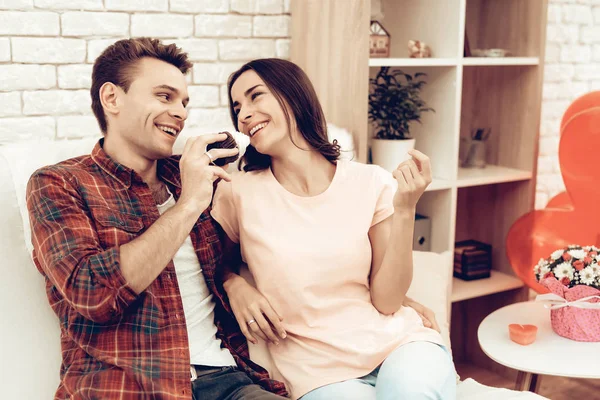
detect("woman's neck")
[270,148,336,197]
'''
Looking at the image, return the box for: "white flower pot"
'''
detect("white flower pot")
[371,138,416,172]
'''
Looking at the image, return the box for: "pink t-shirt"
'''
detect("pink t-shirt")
[211,160,443,399]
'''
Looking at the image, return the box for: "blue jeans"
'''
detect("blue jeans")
[191,366,285,400]
[300,341,456,400]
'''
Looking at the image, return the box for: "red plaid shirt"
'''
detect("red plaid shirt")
[26,140,287,400]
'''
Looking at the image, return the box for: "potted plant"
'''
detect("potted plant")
[368,67,434,171]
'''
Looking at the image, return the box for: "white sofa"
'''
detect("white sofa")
[0,137,547,399]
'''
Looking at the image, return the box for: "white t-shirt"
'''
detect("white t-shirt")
[157,192,236,367]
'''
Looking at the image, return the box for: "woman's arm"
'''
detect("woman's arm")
[369,150,432,315]
[221,235,287,344]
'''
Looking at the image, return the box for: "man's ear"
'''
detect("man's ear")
[99,82,121,117]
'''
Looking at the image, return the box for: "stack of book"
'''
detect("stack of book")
[454,240,492,281]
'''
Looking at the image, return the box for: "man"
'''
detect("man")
[26,37,287,400]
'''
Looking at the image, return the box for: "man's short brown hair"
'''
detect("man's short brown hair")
[90,37,192,134]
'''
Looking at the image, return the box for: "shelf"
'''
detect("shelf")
[369,58,458,67]
[369,57,539,68]
[451,270,524,303]
[426,178,453,192]
[456,165,532,188]
[462,57,539,66]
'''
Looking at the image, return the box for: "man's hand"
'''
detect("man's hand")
[179,134,239,212]
[403,297,441,333]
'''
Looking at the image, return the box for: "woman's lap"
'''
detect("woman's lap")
[299,377,376,400]
[299,341,456,400]
[376,341,456,400]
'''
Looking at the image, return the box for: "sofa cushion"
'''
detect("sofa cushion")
[0,137,548,399]
[0,150,62,399]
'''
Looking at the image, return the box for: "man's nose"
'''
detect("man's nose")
[169,104,188,121]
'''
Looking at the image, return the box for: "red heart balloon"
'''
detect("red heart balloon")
[506,100,600,293]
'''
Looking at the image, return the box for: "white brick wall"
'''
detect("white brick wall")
[0,11,59,36]
[0,39,11,62]
[0,0,585,211]
[61,12,130,37]
[12,38,86,63]
[0,0,289,144]
[536,0,600,209]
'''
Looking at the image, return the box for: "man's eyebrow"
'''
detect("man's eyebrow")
[232,84,264,108]
[153,84,190,105]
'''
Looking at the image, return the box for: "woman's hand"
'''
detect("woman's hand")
[403,297,441,333]
[223,274,287,345]
[392,149,432,212]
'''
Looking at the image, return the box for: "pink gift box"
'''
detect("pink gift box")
[540,278,600,342]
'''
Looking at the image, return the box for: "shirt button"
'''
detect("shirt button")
[175,314,180,320]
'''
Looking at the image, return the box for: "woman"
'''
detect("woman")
[210,58,456,400]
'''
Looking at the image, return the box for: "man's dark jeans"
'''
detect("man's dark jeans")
[191,366,286,400]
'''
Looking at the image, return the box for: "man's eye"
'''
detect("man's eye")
[158,93,170,101]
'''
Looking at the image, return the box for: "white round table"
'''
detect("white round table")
[478,301,600,392]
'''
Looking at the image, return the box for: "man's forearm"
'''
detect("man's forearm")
[120,201,202,293]
[371,210,415,315]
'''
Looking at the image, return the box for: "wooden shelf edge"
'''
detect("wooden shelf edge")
[368,57,539,67]
[451,270,524,303]
[456,165,532,188]
[426,178,453,192]
[426,166,532,191]
[369,58,458,67]
[462,57,540,66]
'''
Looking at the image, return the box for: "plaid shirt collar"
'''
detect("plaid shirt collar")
[91,138,182,189]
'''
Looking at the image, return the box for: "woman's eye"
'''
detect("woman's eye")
[234,108,240,116]
[251,92,263,100]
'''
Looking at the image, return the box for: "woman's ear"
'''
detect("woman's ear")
[99,82,121,117]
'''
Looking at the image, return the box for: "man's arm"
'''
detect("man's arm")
[119,200,202,293]
[27,169,141,324]
[121,136,237,293]
[27,135,237,323]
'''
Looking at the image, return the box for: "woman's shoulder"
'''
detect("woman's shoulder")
[229,168,271,190]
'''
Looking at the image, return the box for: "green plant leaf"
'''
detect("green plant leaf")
[368,67,435,139]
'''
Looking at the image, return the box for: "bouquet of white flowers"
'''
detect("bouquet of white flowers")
[534,245,600,342]
[534,245,600,289]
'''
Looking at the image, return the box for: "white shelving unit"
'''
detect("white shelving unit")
[368,0,547,302]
